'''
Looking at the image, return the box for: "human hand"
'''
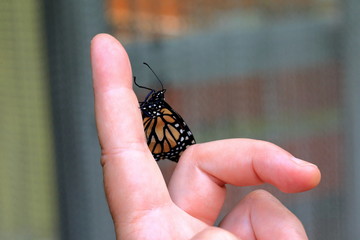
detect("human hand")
[90,33,321,240]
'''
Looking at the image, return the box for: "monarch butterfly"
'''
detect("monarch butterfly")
[134,63,196,162]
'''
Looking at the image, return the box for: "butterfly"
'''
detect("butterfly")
[134,63,196,162]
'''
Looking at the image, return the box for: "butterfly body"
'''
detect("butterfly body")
[140,89,166,118]
[138,88,196,162]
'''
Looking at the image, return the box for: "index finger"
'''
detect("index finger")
[91,34,171,221]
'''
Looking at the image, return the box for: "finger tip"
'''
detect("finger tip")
[91,33,127,61]
[306,164,321,189]
[91,33,133,89]
[91,33,120,49]
[191,227,240,240]
[282,163,322,193]
[295,159,321,191]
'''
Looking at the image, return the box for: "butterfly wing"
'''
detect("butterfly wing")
[142,101,196,162]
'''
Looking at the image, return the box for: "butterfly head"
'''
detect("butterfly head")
[139,89,166,118]
[133,63,196,162]
[134,63,168,118]
[148,89,166,102]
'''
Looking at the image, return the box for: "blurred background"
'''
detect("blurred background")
[0,0,359,239]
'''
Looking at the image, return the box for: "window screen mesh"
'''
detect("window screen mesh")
[107,0,344,239]
[0,1,58,240]
[0,0,356,239]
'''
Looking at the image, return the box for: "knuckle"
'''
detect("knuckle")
[100,141,150,167]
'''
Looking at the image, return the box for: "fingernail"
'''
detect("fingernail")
[292,157,317,167]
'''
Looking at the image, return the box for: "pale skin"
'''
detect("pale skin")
[91,33,321,240]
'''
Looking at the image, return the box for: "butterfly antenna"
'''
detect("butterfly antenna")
[133,76,153,91]
[143,62,164,90]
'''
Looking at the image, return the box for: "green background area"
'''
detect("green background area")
[0,1,58,239]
